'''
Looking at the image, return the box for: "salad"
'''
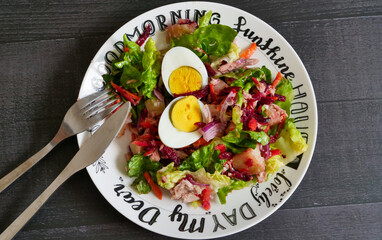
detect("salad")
[103,11,308,211]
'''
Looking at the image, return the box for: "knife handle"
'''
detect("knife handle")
[0,130,66,193]
[0,166,73,240]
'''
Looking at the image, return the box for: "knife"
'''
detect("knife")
[0,102,131,240]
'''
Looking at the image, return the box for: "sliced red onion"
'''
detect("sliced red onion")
[185,175,209,187]
[136,25,152,46]
[220,90,236,123]
[153,87,164,102]
[260,144,270,161]
[201,104,212,123]
[201,120,225,142]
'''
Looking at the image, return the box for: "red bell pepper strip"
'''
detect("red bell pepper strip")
[144,172,162,200]
[111,81,142,106]
[209,84,217,101]
[248,117,258,131]
[144,149,154,156]
[192,137,209,149]
[132,140,149,147]
[214,144,226,152]
[270,149,282,157]
[201,187,211,211]
[271,72,282,88]
[239,43,257,59]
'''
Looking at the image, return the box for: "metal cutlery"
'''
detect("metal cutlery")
[0,102,131,240]
[0,89,122,193]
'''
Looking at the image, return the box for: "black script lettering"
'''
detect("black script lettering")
[113,41,124,54]
[233,16,246,33]
[169,205,205,233]
[123,192,144,210]
[114,184,144,210]
[267,46,281,60]
[274,56,284,65]
[284,72,295,79]
[155,15,167,31]
[270,183,279,193]
[222,209,237,226]
[239,202,256,220]
[259,38,273,50]
[293,84,307,100]
[114,184,125,196]
[252,191,271,208]
[279,64,290,75]
[233,16,295,79]
[170,10,182,24]
[265,187,273,197]
[104,51,118,65]
[212,215,226,232]
[291,102,309,115]
[142,20,155,35]
[275,172,292,187]
[210,12,221,24]
[293,115,309,123]
[139,207,160,225]
[194,9,206,23]
[233,17,263,45]
[125,26,141,41]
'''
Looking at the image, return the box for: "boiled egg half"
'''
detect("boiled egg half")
[158,96,204,148]
[161,46,208,96]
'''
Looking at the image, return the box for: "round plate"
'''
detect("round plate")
[77,1,318,239]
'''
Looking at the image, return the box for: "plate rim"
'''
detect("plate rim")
[77,1,318,238]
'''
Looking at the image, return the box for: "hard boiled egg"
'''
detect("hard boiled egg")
[158,96,204,148]
[161,47,208,96]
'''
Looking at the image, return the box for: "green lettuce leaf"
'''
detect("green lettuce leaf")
[217,179,257,204]
[232,106,243,131]
[275,77,294,115]
[189,168,232,191]
[271,118,308,164]
[171,23,237,59]
[156,163,189,189]
[127,153,162,177]
[127,153,162,194]
[265,155,285,175]
[179,142,223,173]
[198,10,212,28]
[222,129,270,151]
[131,175,151,194]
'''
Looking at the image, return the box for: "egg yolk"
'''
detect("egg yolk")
[171,96,202,132]
[169,66,202,95]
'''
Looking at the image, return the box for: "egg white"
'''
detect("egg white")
[158,96,205,149]
[161,47,208,96]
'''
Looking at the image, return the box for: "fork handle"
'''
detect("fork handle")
[0,129,67,193]
[0,166,73,240]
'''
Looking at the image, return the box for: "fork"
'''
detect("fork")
[0,89,122,193]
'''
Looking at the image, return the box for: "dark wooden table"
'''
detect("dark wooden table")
[1,1,381,239]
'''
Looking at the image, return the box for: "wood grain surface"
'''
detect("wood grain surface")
[0,0,381,239]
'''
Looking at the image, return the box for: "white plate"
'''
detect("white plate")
[77,2,318,239]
